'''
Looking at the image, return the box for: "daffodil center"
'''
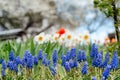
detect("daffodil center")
[67,35,72,40]
[84,35,89,40]
[54,37,58,40]
[38,36,43,41]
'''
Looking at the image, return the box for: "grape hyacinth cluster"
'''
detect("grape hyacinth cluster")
[1,60,7,76]
[61,48,87,73]
[90,44,119,80]
[0,44,119,80]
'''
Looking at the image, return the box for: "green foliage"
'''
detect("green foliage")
[103,42,120,57]
[94,0,113,17]
[94,0,120,51]
[0,39,120,79]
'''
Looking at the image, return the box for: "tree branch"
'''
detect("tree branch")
[0,23,54,40]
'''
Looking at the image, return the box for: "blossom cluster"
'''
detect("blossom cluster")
[1,44,119,80]
[34,28,90,47]
[34,28,117,48]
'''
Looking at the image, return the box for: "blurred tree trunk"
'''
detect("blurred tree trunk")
[112,0,119,42]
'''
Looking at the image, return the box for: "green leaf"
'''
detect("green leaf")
[16,43,21,56]
[45,41,51,59]
[51,42,59,51]
[31,39,35,55]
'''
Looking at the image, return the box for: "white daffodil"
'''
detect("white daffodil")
[59,34,66,44]
[81,32,90,45]
[73,36,81,44]
[65,32,73,42]
[34,32,45,44]
[46,34,52,42]
[52,33,59,42]
[83,33,90,41]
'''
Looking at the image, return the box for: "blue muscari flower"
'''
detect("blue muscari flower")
[21,57,26,67]
[1,69,5,76]
[49,66,56,76]
[61,54,67,66]
[7,61,14,70]
[70,48,76,59]
[9,50,15,61]
[81,62,88,75]
[77,50,82,62]
[46,60,50,66]
[102,65,111,79]
[23,50,31,63]
[42,54,47,65]
[2,60,7,70]
[26,55,33,69]
[21,50,34,68]
[100,52,109,68]
[90,44,98,59]
[52,50,58,67]
[38,49,43,60]
[23,50,34,68]
[64,62,71,72]
[14,56,21,65]
[110,51,119,69]
[42,54,50,66]
[69,59,74,68]
[81,51,87,61]
[92,76,96,80]
[53,62,57,67]
[33,56,38,65]
[74,59,78,68]
[66,51,71,61]
[13,63,18,73]
[92,53,102,67]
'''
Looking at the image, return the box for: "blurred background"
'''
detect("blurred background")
[0,0,116,43]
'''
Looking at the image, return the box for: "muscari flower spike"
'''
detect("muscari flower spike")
[2,60,7,70]
[42,53,50,66]
[64,62,71,72]
[70,48,76,59]
[66,51,71,61]
[77,50,82,62]
[90,43,98,59]
[69,59,74,68]
[7,61,14,70]
[23,50,32,63]
[61,54,67,66]
[33,56,38,65]
[92,53,102,67]
[26,55,34,69]
[102,65,111,79]
[74,59,78,68]
[100,52,109,68]
[38,49,43,60]
[1,69,5,76]
[110,51,119,69]
[92,76,96,80]
[49,66,56,76]
[13,63,18,73]
[81,62,88,75]
[9,50,15,61]
[21,57,26,67]
[81,51,87,61]
[14,56,21,65]
[52,49,58,67]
